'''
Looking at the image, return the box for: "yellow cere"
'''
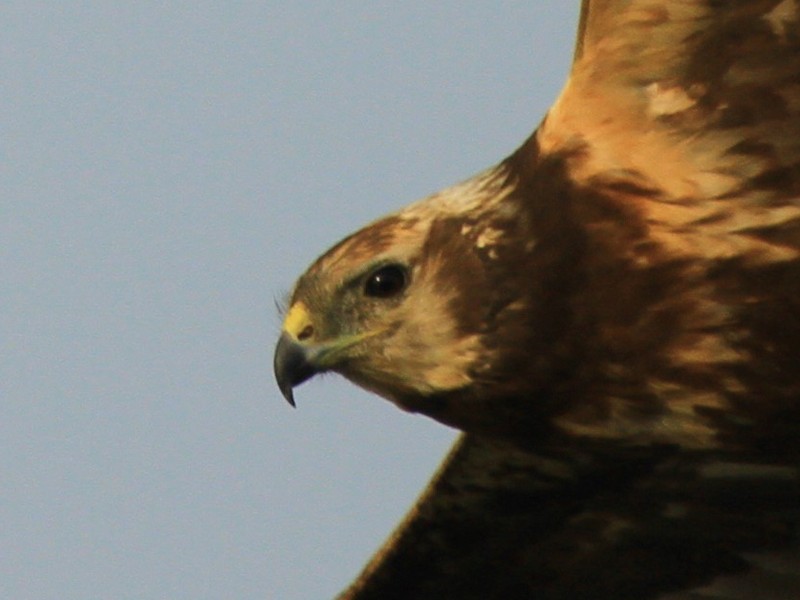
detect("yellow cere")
[283,302,312,340]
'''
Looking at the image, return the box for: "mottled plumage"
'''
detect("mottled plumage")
[274,1,800,598]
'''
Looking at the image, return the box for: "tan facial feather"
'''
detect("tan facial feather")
[376,253,481,398]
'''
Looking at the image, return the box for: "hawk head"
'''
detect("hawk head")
[275,208,487,406]
[272,160,576,433]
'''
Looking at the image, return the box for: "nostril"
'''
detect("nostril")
[298,324,314,341]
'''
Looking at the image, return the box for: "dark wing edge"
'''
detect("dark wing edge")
[572,0,591,64]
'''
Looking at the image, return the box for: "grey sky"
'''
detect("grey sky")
[3,3,577,598]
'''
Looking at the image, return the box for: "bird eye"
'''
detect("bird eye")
[364,264,408,298]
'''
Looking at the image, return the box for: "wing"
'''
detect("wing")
[527,0,800,448]
[339,1,800,598]
[540,0,800,240]
[339,435,800,600]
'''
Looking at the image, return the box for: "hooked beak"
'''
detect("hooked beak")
[273,333,318,407]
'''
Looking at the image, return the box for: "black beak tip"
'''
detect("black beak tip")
[274,333,316,408]
[280,383,296,408]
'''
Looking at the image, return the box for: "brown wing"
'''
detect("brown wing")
[339,1,800,598]
[529,0,800,445]
[339,435,800,600]
[541,0,800,249]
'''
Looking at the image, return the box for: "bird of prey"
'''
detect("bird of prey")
[274,1,800,598]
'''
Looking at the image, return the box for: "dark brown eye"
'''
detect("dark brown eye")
[364,264,407,298]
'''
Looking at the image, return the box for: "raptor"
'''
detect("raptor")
[275,2,800,598]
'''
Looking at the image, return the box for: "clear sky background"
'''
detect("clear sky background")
[3,3,578,598]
